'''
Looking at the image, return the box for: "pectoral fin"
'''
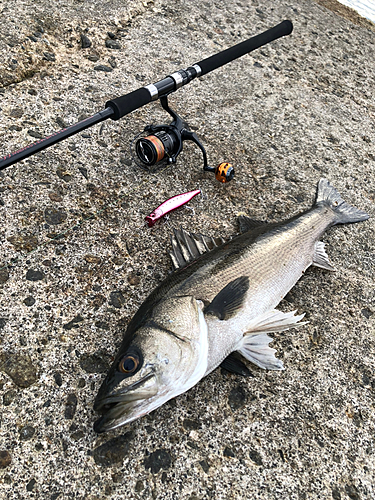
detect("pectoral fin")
[220,352,254,377]
[204,276,249,320]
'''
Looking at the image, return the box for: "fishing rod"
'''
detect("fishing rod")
[0,20,293,182]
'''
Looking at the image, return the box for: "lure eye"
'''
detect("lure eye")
[118,355,139,374]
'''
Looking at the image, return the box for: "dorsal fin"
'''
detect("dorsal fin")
[169,227,225,270]
[238,215,268,234]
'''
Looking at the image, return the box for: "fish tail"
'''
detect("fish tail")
[316,179,369,225]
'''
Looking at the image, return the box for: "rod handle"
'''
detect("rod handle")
[197,19,293,76]
[106,87,152,121]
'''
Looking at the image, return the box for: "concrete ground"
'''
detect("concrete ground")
[0,0,374,499]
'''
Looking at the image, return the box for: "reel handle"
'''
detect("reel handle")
[181,130,208,169]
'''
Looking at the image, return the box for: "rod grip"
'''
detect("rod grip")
[197,19,293,76]
[106,87,152,120]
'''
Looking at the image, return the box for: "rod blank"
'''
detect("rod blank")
[0,108,114,171]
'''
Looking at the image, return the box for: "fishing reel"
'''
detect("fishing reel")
[131,95,234,183]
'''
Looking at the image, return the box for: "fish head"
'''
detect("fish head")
[93,296,208,433]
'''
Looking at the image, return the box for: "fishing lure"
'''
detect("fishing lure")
[145,189,201,227]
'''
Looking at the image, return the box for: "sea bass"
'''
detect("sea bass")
[94,179,369,433]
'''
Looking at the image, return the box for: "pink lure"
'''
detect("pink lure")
[145,189,201,227]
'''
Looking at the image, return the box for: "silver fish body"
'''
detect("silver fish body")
[93,179,369,433]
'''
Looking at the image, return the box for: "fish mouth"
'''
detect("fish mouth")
[93,372,158,433]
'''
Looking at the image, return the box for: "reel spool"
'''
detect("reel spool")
[131,95,234,183]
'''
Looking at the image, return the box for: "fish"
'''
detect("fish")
[93,179,369,433]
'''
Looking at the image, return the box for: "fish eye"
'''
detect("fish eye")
[118,355,139,374]
[117,347,144,375]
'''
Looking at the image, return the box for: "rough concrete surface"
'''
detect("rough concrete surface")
[0,0,374,499]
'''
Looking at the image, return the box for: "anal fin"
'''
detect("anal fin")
[312,241,335,271]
